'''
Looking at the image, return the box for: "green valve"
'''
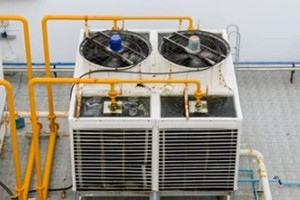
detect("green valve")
[15,117,25,129]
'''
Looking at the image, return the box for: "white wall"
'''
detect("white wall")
[0,45,6,121]
[0,0,300,62]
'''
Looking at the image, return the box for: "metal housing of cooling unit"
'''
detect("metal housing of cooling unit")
[69,28,242,199]
[79,30,152,69]
[157,30,232,94]
[159,30,230,69]
[75,30,153,87]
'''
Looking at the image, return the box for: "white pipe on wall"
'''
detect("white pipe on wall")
[240,149,272,200]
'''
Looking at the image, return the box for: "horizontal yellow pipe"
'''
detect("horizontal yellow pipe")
[42,14,195,30]
[40,17,196,192]
[122,15,195,30]
[28,77,203,200]
[41,13,195,125]
[0,80,24,200]
[0,15,33,80]
[29,77,201,92]
[42,14,123,21]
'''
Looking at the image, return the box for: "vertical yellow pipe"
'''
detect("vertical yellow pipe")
[112,20,118,30]
[0,18,32,199]
[22,140,35,199]
[108,83,117,104]
[0,81,24,200]
[0,15,33,80]
[40,14,195,126]
[42,129,58,199]
[38,14,195,197]
[21,16,33,80]
[0,16,35,200]
[19,16,35,199]
[41,17,55,128]
[41,19,57,199]
[28,82,44,200]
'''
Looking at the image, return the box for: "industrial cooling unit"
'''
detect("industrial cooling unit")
[69,27,243,199]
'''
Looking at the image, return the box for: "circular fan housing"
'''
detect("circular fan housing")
[159,30,230,69]
[80,30,152,69]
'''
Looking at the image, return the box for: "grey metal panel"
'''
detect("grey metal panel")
[73,129,152,191]
[159,129,238,191]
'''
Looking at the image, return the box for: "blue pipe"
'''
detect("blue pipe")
[239,178,300,185]
[238,61,300,65]
[2,61,300,67]
[238,169,300,185]
[239,169,259,200]
[2,62,75,66]
[239,169,254,173]
[251,169,260,200]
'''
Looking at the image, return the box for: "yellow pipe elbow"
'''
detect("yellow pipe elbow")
[0,80,23,200]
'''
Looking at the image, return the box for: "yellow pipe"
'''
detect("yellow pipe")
[23,123,42,199]
[40,13,195,195]
[108,83,117,105]
[41,15,124,127]
[0,16,35,200]
[23,140,35,199]
[28,77,202,199]
[41,14,195,117]
[122,15,195,30]
[28,83,45,200]
[0,15,33,80]
[41,16,56,134]
[29,77,202,98]
[0,80,24,200]
[28,78,202,99]
[42,129,58,199]
[0,16,36,200]
[112,20,119,30]
[29,77,201,88]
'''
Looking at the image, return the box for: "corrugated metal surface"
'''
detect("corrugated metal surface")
[73,129,152,191]
[159,129,238,190]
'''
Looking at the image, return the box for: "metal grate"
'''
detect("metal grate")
[159,31,230,68]
[159,129,238,191]
[73,129,152,191]
[80,30,151,68]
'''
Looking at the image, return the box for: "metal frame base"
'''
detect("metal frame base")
[74,191,235,200]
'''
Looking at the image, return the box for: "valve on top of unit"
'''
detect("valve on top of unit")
[159,30,230,69]
[80,30,152,69]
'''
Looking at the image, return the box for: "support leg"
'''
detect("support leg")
[150,191,160,200]
[74,191,80,200]
[229,191,235,200]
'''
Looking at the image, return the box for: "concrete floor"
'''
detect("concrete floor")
[1,70,300,199]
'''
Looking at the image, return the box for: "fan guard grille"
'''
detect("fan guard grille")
[80,30,151,69]
[159,31,230,68]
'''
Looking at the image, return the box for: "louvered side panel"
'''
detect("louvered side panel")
[159,129,238,191]
[73,129,152,191]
